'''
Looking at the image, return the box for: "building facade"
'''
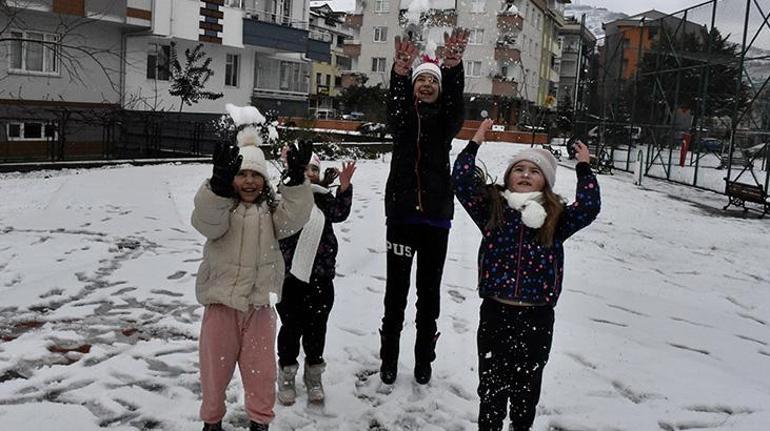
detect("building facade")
[558,14,596,112]
[346,0,563,125]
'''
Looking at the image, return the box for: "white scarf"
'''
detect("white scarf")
[289,184,328,282]
[500,191,547,229]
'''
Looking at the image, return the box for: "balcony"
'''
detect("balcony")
[492,77,518,97]
[243,12,317,56]
[398,9,457,28]
[497,12,523,32]
[345,13,363,29]
[494,46,521,62]
[343,39,361,58]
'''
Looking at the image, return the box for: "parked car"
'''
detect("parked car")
[357,121,387,138]
[693,137,724,153]
[342,111,365,121]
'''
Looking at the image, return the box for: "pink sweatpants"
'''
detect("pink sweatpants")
[199,304,277,425]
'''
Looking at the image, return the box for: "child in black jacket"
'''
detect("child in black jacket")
[379,29,469,386]
[277,154,356,406]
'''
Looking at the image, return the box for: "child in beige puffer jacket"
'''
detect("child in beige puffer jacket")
[191,104,313,431]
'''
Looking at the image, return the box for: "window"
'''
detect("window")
[225,53,240,87]
[371,57,386,72]
[464,61,481,77]
[316,72,322,85]
[337,35,345,47]
[7,121,57,141]
[469,29,484,45]
[374,26,388,43]
[470,0,485,13]
[147,44,170,80]
[374,0,389,13]
[325,74,331,87]
[279,61,305,92]
[8,30,59,74]
[225,0,242,7]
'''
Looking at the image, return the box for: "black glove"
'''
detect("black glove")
[284,140,313,186]
[210,141,242,197]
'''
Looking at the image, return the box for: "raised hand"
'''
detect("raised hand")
[472,118,494,145]
[393,35,419,76]
[284,140,313,186]
[442,28,470,68]
[573,141,591,164]
[210,141,242,197]
[338,161,357,192]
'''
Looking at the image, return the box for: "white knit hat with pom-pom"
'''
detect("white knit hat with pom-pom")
[225,103,268,179]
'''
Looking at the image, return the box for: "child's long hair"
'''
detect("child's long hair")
[474,166,565,247]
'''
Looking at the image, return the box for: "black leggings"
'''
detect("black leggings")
[380,223,449,363]
[477,299,555,431]
[276,274,334,367]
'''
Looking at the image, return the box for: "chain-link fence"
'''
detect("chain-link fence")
[568,0,769,206]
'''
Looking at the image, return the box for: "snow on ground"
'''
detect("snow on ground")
[0,140,768,431]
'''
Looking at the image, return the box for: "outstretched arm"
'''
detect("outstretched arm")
[388,36,418,132]
[452,119,494,230]
[440,28,469,137]
[557,142,601,240]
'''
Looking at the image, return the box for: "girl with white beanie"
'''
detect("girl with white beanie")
[191,104,313,431]
[452,119,601,431]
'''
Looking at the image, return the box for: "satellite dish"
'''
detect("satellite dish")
[480,110,489,118]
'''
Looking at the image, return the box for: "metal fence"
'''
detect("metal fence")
[569,0,770,198]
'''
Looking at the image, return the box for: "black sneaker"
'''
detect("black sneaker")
[249,422,269,431]
[414,362,432,385]
[380,361,397,385]
[202,422,223,431]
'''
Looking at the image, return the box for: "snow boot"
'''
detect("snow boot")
[414,332,440,385]
[379,329,400,384]
[249,422,269,431]
[202,421,223,431]
[277,364,299,406]
[304,361,326,404]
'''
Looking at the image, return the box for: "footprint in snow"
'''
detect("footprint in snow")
[166,271,187,280]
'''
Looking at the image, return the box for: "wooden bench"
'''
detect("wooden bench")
[723,179,769,217]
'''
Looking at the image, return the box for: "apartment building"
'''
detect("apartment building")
[0,0,154,159]
[123,0,330,116]
[308,2,355,117]
[346,0,562,124]
[558,14,596,112]
[534,0,569,109]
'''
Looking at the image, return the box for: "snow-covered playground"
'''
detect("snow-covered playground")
[0,140,768,430]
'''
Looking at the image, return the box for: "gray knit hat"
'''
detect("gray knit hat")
[504,148,558,188]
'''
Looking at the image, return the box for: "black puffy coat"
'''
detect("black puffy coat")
[385,64,465,220]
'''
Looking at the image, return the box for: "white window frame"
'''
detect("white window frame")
[373,26,388,43]
[8,30,60,76]
[6,121,58,141]
[468,29,484,45]
[225,53,240,87]
[371,57,386,73]
[464,60,481,78]
[374,0,389,13]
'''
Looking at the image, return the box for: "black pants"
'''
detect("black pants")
[380,223,449,365]
[276,274,334,367]
[477,299,555,431]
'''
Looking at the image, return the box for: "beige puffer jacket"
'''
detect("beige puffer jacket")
[191,180,312,312]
